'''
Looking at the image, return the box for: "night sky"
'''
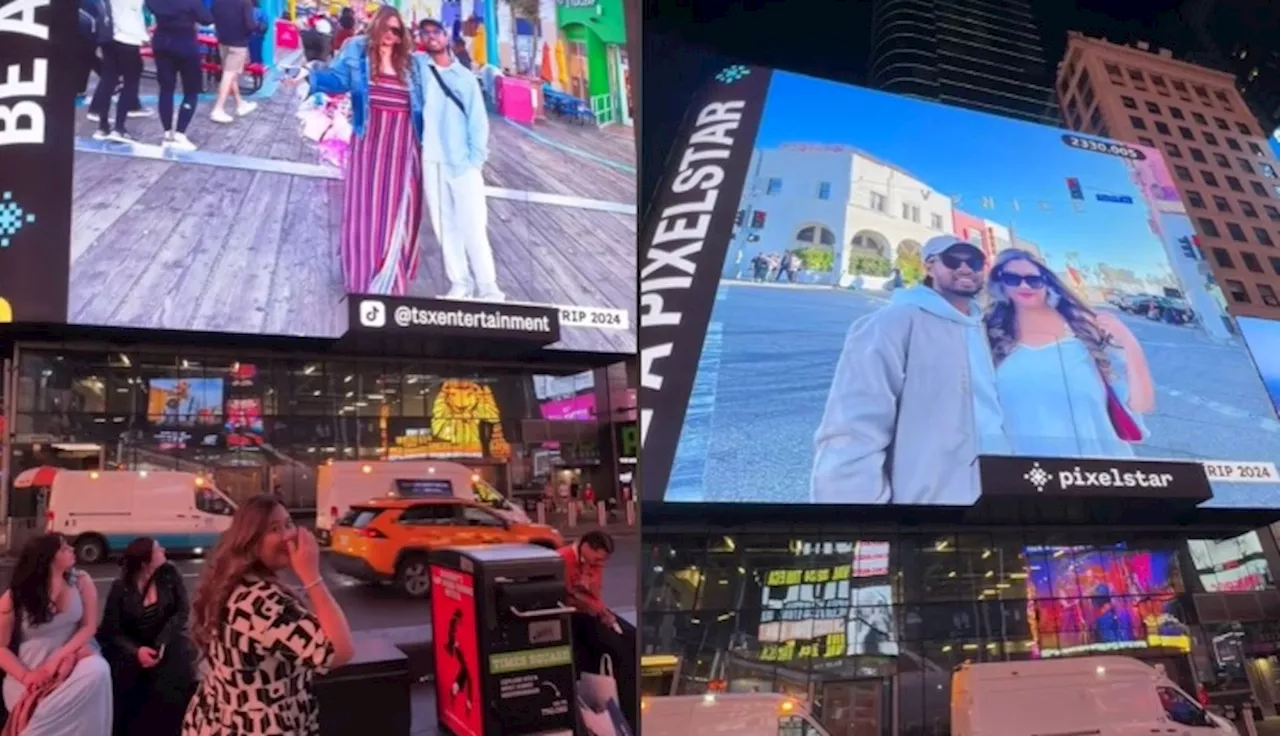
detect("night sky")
[640,0,1198,213]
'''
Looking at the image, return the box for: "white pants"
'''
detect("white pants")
[423,162,504,300]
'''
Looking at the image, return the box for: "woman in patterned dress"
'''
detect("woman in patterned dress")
[182,496,355,735]
[300,6,426,296]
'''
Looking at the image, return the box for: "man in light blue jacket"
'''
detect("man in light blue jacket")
[417,20,504,301]
[811,234,1010,506]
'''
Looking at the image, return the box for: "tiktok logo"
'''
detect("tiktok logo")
[358,299,387,328]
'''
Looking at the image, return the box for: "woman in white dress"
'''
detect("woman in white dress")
[0,534,112,735]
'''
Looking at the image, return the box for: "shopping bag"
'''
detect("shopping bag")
[576,654,633,736]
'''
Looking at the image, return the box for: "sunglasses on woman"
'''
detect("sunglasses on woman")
[939,252,985,271]
[997,272,1046,289]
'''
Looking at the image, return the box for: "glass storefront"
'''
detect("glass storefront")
[3,347,633,510]
[641,526,1269,736]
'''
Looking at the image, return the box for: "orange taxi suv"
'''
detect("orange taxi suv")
[327,497,565,598]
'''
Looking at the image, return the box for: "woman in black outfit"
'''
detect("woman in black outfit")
[99,538,197,736]
[145,0,214,151]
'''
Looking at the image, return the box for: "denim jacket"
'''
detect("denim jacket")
[309,37,490,178]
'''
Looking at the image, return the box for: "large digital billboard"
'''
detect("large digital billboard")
[0,0,634,354]
[639,65,1280,508]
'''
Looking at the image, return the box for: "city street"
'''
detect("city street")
[667,282,1280,507]
[65,533,638,631]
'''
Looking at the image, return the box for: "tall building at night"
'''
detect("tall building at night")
[1057,32,1280,319]
[867,0,1061,126]
[1176,0,1280,134]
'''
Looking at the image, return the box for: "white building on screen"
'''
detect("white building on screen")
[729,144,954,286]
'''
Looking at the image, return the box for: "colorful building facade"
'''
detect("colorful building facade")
[555,0,631,126]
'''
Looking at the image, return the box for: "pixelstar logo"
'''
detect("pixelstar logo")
[0,0,51,148]
[1023,461,1176,493]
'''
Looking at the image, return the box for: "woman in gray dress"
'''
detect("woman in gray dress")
[0,533,112,735]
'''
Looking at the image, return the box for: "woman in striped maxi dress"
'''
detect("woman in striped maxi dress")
[303,6,425,296]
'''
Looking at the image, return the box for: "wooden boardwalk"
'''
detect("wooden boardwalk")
[69,79,636,354]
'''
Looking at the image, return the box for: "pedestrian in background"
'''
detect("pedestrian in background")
[209,0,259,123]
[99,537,195,736]
[184,496,354,735]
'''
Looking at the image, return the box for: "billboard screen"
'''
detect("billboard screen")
[1025,546,1189,658]
[1239,316,1280,420]
[0,0,635,354]
[640,65,1280,508]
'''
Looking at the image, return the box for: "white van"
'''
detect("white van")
[14,468,237,565]
[315,460,530,543]
[951,656,1239,736]
[642,693,829,736]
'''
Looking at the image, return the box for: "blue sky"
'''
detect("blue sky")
[1238,317,1280,408]
[753,71,1176,277]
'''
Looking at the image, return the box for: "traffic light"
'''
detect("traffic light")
[751,210,767,228]
[1178,236,1201,261]
[735,210,746,227]
[1066,177,1084,200]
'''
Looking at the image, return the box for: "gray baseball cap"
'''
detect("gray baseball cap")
[921,234,982,262]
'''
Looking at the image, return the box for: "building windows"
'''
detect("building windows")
[1200,218,1222,237]
[1172,79,1189,94]
[1128,68,1146,87]
[1215,89,1232,108]
[1261,284,1279,306]
[1236,121,1253,135]
[1130,116,1147,130]
[1088,107,1104,133]
[1253,227,1274,247]
[1203,132,1219,146]
[1105,62,1123,83]
[1155,121,1171,135]
[1169,106,1185,120]
[1225,279,1252,303]
[1194,85,1211,104]
[1192,112,1208,125]
[902,203,921,223]
[1265,204,1280,221]
[1272,256,1280,275]
[1227,137,1243,152]
[1212,246,1233,266]
[1242,251,1263,271]
[1081,85,1096,109]
[1227,222,1248,242]
[1241,201,1259,218]
[1213,153,1231,168]
[1249,141,1265,156]
[1252,181,1269,197]
[1213,116,1230,130]
[1186,190,1205,209]
[1145,100,1161,115]
[1138,136,1156,148]
[1262,163,1278,179]
[1190,148,1207,163]
[1238,158,1256,175]
[1174,165,1193,182]
[870,192,887,212]
[818,182,832,200]
[1201,171,1219,187]
[766,177,783,195]
[1121,96,1137,110]
[1151,74,1169,92]
[931,213,944,230]
[1164,142,1182,158]
[1226,176,1244,192]
[1179,126,1195,141]
[1213,195,1231,213]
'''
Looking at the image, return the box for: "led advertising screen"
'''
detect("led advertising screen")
[0,0,635,354]
[640,65,1280,508]
[1187,531,1272,593]
[1238,316,1280,420]
[1025,546,1189,658]
[146,378,225,427]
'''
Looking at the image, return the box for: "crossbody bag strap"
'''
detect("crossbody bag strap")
[428,64,467,115]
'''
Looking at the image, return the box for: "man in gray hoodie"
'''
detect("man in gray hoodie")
[811,234,1010,505]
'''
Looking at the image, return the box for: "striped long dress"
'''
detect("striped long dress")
[341,74,424,295]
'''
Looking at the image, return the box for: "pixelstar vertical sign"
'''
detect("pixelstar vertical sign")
[0,0,76,324]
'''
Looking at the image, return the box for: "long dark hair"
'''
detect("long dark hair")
[364,5,412,83]
[190,495,284,654]
[984,249,1117,377]
[10,534,65,627]
[120,537,156,588]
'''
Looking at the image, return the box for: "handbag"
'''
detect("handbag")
[1098,366,1144,442]
[577,654,634,736]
